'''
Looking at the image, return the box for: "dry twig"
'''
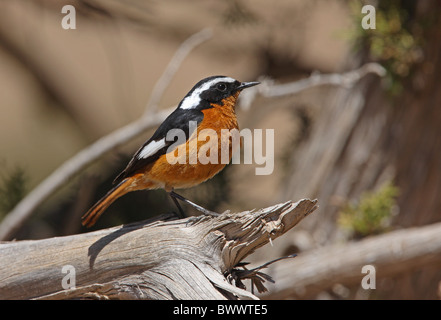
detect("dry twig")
[239,62,386,110]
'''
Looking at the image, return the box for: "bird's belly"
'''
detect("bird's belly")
[144,103,239,191]
[145,156,227,190]
[144,130,234,190]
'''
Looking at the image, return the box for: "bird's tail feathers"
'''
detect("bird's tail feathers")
[81,178,133,228]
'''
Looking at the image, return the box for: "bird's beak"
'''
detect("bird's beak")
[237,81,260,90]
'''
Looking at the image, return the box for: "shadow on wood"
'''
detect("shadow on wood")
[0,199,317,300]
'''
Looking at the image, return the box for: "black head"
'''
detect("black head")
[178,75,259,110]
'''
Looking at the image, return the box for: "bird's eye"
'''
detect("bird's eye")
[216,83,227,92]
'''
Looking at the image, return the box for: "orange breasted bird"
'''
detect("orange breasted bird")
[81,76,259,227]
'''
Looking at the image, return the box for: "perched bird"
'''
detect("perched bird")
[81,76,259,227]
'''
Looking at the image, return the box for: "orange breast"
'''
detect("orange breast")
[142,94,240,191]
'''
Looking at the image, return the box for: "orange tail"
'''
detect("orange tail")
[81,178,133,228]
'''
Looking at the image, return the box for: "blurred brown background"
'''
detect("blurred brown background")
[1,0,441,299]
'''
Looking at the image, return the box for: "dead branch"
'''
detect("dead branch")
[239,62,386,110]
[144,28,213,116]
[259,221,441,299]
[0,199,317,300]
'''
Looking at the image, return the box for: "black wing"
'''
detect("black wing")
[113,108,204,184]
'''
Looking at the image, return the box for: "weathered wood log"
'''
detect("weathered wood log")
[0,199,317,300]
[259,220,441,299]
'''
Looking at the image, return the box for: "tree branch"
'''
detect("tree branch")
[0,199,318,300]
[259,221,441,299]
[143,28,213,116]
[239,62,386,110]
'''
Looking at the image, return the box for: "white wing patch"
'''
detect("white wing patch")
[137,138,167,159]
[180,77,236,110]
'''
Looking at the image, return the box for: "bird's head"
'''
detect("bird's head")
[179,76,259,110]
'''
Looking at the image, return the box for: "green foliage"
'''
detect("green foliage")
[348,0,423,95]
[0,166,28,218]
[338,181,399,239]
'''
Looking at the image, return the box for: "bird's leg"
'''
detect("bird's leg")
[169,191,220,217]
[168,192,186,218]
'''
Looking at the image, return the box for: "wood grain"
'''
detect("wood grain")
[0,199,317,300]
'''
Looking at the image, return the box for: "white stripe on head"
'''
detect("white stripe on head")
[137,138,167,159]
[179,77,236,110]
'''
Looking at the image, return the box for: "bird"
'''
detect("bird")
[81,75,259,227]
